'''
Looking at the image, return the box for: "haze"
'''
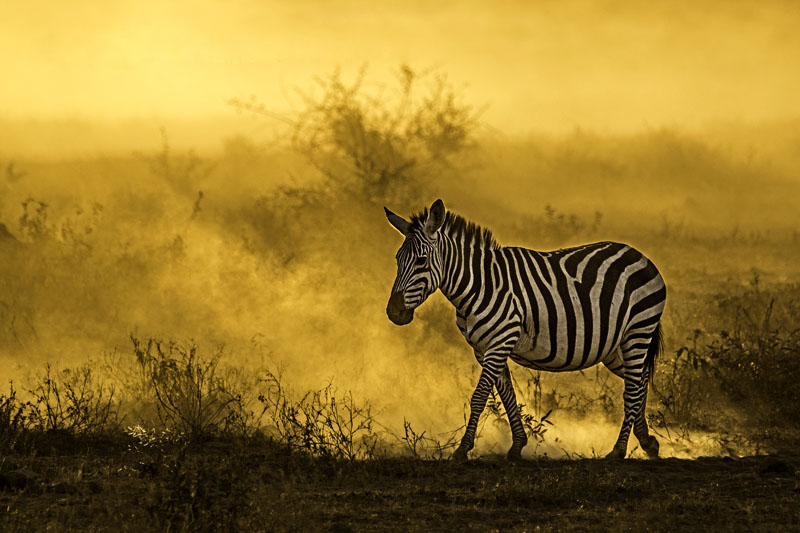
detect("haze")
[3,0,800,139]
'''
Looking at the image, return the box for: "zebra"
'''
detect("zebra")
[384,199,666,461]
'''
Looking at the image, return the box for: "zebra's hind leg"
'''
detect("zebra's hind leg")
[606,373,640,460]
[607,327,661,459]
[633,364,659,459]
[496,364,527,461]
[607,369,658,459]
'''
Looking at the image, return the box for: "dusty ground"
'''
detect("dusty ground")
[1,440,798,532]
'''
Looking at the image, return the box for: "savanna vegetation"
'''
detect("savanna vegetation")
[1,67,799,530]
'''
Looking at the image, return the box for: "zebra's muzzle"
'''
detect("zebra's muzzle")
[387,292,414,326]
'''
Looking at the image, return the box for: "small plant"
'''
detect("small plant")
[549,366,619,418]
[485,388,553,449]
[131,335,251,441]
[650,329,716,430]
[257,368,379,460]
[709,311,800,428]
[0,383,33,452]
[27,363,119,435]
[400,418,460,460]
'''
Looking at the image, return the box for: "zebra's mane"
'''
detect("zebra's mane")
[409,209,500,250]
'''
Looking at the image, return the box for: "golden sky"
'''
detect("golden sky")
[2,0,800,133]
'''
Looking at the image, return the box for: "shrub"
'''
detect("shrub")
[399,418,460,461]
[27,363,119,435]
[131,336,252,441]
[257,367,379,460]
[650,330,718,432]
[231,65,479,207]
[0,383,32,452]
[710,305,800,427]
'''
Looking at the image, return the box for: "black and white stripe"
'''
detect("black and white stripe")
[385,199,666,460]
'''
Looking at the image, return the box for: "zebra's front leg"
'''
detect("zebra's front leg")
[496,364,527,461]
[453,350,511,462]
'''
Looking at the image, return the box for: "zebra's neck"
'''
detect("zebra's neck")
[437,227,495,313]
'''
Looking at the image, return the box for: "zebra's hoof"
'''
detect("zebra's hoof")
[452,447,470,462]
[642,436,660,459]
[506,447,523,462]
[604,448,626,460]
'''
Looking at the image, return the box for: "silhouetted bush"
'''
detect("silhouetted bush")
[399,417,460,460]
[131,336,252,441]
[232,65,479,207]
[26,363,119,435]
[0,384,32,452]
[258,367,380,460]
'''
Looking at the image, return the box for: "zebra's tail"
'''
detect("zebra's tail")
[644,321,663,386]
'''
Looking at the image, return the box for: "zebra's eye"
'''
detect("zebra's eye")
[415,256,427,266]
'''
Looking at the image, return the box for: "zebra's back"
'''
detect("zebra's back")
[503,241,666,372]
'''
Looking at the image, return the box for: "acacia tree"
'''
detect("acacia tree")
[230,65,480,207]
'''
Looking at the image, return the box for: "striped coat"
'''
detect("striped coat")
[386,199,666,460]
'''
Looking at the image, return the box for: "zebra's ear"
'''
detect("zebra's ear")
[424,199,446,237]
[384,207,411,236]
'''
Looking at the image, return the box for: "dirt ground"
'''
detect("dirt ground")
[1,443,798,531]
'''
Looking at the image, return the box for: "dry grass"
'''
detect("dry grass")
[1,440,798,531]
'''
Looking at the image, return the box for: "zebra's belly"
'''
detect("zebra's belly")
[459,305,616,372]
[510,333,610,372]
[509,349,600,372]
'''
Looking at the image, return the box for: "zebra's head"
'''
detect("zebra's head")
[384,199,447,326]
